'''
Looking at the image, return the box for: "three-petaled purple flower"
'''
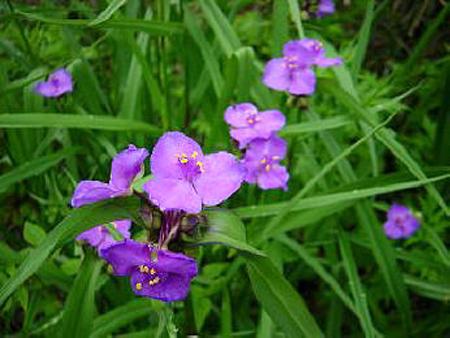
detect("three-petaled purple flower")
[35,68,73,98]
[224,103,286,149]
[243,136,289,190]
[101,240,198,302]
[76,219,131,253]
[263,38,342,95]
[383,203,421,239]
[143,132,245,214]
[71,144,149,207]
[317,0,335,17]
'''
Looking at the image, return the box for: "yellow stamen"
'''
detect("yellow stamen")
[149,276,160,286]
[191,151,198,159]
[260,158,267,164]
[139,265,149,273]
[150,268,156,275]
[135,282,142,290]
[196,161,205,173]
[265,164,271,172]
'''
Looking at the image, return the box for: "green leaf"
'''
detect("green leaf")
[337,231,377,338]
[199,0,241,56]
[60,251,102,338]
[403,275,450,301]
[184,7,224,96]
[280,116,352,137]
[0,148,77,191]
[89,0,127,26]
[0,113,160,134]
[197,209,264,256]
[0,197,139,307]
[286,0,305,39]
[90,299,163,338]
[16,11,183,36]
[191,287,213,333]
[234,172,450,219]
[23,222,46,246]
[351,0,375,78]
[245,254,324,338]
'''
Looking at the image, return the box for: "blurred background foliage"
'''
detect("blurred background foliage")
[0,0,449,337]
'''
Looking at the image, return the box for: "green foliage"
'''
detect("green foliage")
[1,0,449,337]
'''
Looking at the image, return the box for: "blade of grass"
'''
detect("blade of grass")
[234,173,450,219]
[337,230,377,338]
[184,7,224,97]
[91,299,163,338]
[198,0,241,56]
[59,251,102,338]
[280,116,352,137]
[0,113,160,134]
[351,0,375,78]
[89,0,127,26]
[245,254,324,338]
[286,0,305,39]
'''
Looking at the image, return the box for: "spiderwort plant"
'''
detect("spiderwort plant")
[34,68,73,98]
[101,240,198,302]
[383,203,421,239]
[263,38,342,95]
[143,132,245,214]
[224,103,286,149]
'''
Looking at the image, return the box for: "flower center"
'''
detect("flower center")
[284,56,301,69]
[175,151,205,181]
[259,155,281,172]
[246,113,261,126]
[135,265,161,290]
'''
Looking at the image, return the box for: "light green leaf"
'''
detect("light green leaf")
[23,222,46,247]
[197,209,264,256]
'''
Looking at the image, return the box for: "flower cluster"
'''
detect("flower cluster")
[263,38,342,96]
[225,103,289,190]
[72,132,245,302]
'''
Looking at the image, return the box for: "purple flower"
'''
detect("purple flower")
[224,103,286,149]
[243,136,289,190]
[317,0,335,17]
[77,219,131,253]
[143,132,245,214]
[34,68,73,98]
[71,145,149,208]
[383,203,421,239]
[101,240,198,302]
[263,38,342,95]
